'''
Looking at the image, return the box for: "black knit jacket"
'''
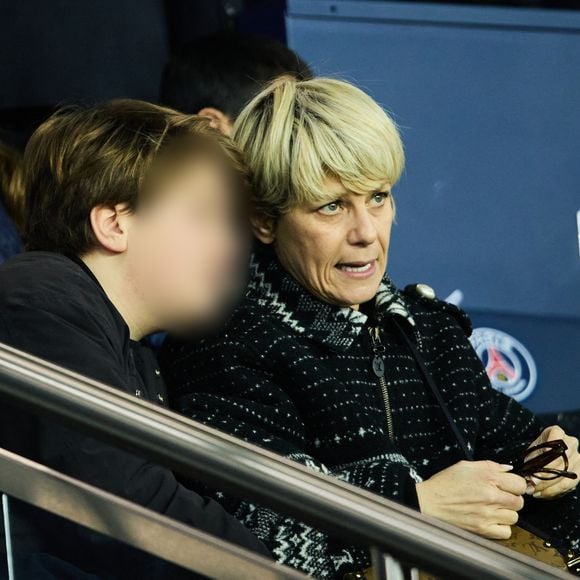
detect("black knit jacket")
[161,246,580,578]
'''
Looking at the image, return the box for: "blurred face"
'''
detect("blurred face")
[270,177,393,309]
[125,157,247,332]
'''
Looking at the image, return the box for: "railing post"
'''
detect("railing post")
[2,493,15,580]
[371,547,406,580]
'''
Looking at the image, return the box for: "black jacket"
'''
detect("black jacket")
[0,252,269,579]
[161,246,580,579]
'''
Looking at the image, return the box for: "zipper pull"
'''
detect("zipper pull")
[368,327,385,377]
[372,355,385,378]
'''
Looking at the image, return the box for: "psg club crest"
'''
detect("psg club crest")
[469,327,537,402]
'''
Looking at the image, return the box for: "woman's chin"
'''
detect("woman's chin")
[334,285,381,310]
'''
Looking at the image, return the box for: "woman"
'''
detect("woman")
[161,77,580,578]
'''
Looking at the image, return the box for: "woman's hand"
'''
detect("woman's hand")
[415,460,527,539]
[527,425,580,499]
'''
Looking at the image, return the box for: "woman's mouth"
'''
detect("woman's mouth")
[336,260,377,278]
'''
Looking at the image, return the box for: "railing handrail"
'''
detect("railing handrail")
[0,447,307,579]
[0,342,570,579]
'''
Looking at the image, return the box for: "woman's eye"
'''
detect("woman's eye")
[371,192,389,206]
[318,201,342,215]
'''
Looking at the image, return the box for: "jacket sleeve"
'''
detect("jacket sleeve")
[0,301,270,557]
[163,337,422,578]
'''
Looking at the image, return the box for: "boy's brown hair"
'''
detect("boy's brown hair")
[23,99,250,255]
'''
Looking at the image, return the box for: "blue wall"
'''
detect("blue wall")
[287,0,580,413]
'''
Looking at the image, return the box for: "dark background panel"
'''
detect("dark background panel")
[287,1,580,320]
[0,0,169,109]
[0,0,287,148]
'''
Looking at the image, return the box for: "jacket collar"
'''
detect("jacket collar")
[67,254,133,347]
[245,246,416,352]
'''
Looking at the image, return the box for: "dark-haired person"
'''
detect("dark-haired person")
[160,32,312,135]
[0,101,268,578]
[0,141,24,262]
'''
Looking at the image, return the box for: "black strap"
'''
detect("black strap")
[389,316,474,461]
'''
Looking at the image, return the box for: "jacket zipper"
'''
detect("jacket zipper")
[368,326,395,443]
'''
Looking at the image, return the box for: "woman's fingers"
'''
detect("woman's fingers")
[533,459,579,497]
[490,487,525,511]
[483,523,514,540]
[527,425,565,452]
[525,426,580,498]
[533,479,577,498]
[495,472,528,497]
[541,425,566,443]
[494,507,520,527]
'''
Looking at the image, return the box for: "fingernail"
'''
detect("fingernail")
[526,484,535,495]
[501,464,514,471]
[530,477,540,485]
[533,491,542,498]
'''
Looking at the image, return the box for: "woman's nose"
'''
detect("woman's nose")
[348,209,378,246]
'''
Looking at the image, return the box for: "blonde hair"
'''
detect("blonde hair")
[0,141,26,231]
[233,76,405,217]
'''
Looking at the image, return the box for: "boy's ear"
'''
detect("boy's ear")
[198,107,234,137]
[250,212,276,245]
[89,203,132,253]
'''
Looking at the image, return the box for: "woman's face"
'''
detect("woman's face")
[266,177,394,309]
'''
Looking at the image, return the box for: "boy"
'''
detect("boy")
[0,100,267,578]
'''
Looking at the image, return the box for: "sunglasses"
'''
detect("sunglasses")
[511,439,578,481]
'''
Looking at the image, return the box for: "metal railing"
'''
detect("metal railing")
[0,448,306,580]
[0,342,571,579]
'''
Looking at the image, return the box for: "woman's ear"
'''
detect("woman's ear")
[198,107,234,137]
[89,203,132,253]
[250,212,276,245]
